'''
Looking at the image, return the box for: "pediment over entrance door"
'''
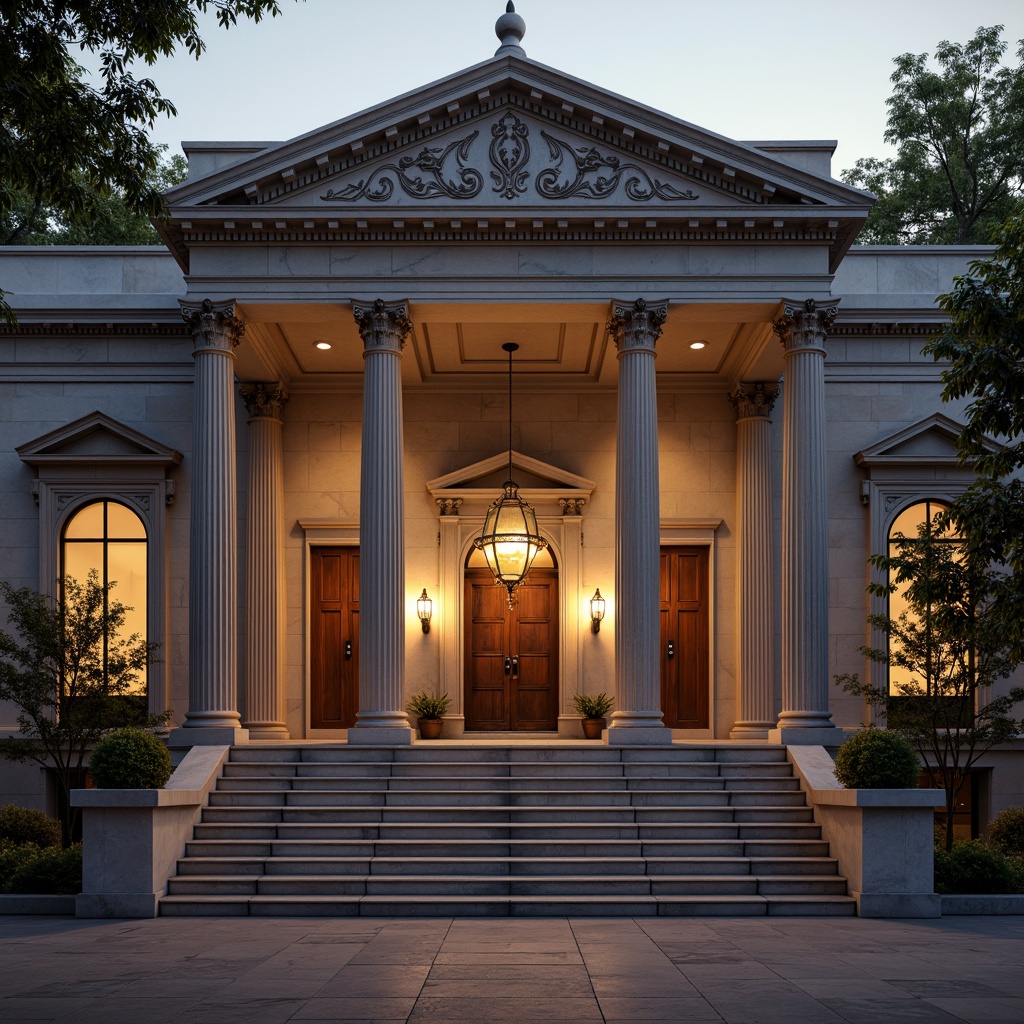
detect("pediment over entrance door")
[427,450,595,518]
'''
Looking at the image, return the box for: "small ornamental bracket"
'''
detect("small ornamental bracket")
[558,497,586,517]
[436,498,464,517]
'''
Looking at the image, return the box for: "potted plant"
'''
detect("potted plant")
[572,692,613,739]
[407,691,452,739]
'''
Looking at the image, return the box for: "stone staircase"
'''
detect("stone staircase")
[159,743,855,917]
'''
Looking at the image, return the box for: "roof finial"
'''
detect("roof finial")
[494,1,526,58]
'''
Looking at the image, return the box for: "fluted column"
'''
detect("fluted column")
[770,298,840,742]
[730,382,779,739]
[606,298,672,745]
[173,299,247,745]
[239,383,289,740]
[350,299,414,744]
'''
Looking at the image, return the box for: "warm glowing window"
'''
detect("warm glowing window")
[62,500,148,692]
[887,499,957,695]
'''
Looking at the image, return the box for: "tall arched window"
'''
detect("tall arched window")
[62,500,148,693]
[887,499,958,695]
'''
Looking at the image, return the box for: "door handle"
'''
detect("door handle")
[345,641,353,659]
[666,641,674,659]
[511,655,519,679]
[504,656,512,675]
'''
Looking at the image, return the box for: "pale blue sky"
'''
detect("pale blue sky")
[123,0,1024,175]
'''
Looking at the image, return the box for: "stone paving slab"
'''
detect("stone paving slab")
[0,915,1022,1023]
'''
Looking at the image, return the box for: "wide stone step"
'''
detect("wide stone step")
[158,892,853,918]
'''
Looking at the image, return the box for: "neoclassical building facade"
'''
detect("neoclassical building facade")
[2,8,1021,823]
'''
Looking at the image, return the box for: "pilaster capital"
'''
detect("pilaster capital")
[773,298,840,354]
[352,298,412,353]
[607,298,669,354]
[180,298,245,352]
[730,381,780,421]
[436,498,463,517]
[239,382,288,420]
[558,497,586,517]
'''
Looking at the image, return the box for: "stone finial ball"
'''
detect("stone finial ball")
[495,1,526,51]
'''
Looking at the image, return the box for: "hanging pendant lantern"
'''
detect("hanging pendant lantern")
[474,343,547,606]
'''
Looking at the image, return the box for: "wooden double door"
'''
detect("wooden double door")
[464,568,559,731]
[660,546,710,729]
[310,546,359,729]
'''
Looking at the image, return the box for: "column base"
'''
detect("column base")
[347,726,415,746]
[245,725,290,740]
[605,725,674,746]
[168,726,249,748]
[730,722,773,740]
[768,725,849,746]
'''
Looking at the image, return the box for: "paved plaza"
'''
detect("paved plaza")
[0,915,1022,1023]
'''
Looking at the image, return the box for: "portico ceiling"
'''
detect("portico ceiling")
[234,300,784,392]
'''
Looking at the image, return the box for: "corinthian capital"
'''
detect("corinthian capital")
[772,298,840,353]
[180,298,245,351]
[352,298,412,353]
[730,382,780,421]
[607,298,669,353]
[239,382,289,420]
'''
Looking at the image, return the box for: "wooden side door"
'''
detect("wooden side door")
[660,546,710,729]
[464,568,558,730]
[310,546,359,729]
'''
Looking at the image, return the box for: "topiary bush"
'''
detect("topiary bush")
[934,839,1024,895]
[834,728,921,789]
[88,728,172,789]
[0,804,62,848]
[988,806,1024,857]
[4,844,82,895]
[0,841,46,891]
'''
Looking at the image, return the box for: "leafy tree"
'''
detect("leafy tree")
[836,515,1024,852]
[1,0,292,320]
[0,572,166,846]
[843,25,1024,244]
[2,152,188,245]
[925,211,1024,665]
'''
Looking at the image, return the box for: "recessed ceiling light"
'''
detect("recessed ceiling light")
[315,341,332,350]
[689,341,707,350]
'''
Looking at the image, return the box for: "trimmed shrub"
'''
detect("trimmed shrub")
[0,841,45,891]
[834,728,921,789]
[934,839,1024,895]
[0,804,61,848]
[89,728,172,789]
[988,807,1024,857]
[4,844,82,895]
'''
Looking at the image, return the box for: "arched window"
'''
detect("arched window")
[887,499,958,695]
[62,500,148,693]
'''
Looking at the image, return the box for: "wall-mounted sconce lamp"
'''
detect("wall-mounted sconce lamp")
[590,588,606,634]
[417,589,433,634]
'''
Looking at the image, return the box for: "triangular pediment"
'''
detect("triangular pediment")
[428,450,595,517]
[159,55,871,270]
[854,413,1002,468]
[17,412,184,467]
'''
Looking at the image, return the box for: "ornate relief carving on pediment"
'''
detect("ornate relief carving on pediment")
[320,110,700,207]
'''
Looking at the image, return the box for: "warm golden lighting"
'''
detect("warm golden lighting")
[315,341,332,350]
[416,588,433,633]
[689,341,706,350]
[590,588,606,633]
[474,342,548,605]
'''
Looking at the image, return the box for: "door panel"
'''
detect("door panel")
[465,568,558,730]
[660,546,710,729]
[310,547,359,729]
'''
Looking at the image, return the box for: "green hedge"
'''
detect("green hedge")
[834,728,921,789]
[89,728,172,789]
[3,844,82,895]
[0,804,61,848]
[988,807,1024,857]
[934,839,1024,895]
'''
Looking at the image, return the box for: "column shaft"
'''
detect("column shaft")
[240,383,289,739]
[730,383,779,738]
[351,299,414,744]
[772,299,840,741]
[175,299,247,744]
[607,298,672,745]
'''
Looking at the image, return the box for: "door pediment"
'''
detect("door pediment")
[428,449,595,517]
